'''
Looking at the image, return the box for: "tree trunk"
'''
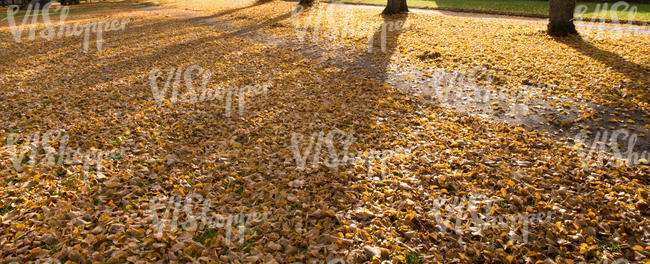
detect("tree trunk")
[298,0,317,7]
[21,0,50,9]
[548,0,578,36]
[382,0,408,15]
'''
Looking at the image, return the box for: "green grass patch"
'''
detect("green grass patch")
[607,241,621,252]
[0,205,14,216]
[64,177,75,187]
[194,229,217,244]
[405,252,421,264]
[321,0,650,23]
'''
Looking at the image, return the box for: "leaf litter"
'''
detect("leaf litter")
[0,0,648,263]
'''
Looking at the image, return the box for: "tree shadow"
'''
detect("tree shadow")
[551,35,650,85]
[216,12,293,39]
[363,13,408,82]
[272,12,418,261]
[0,2,145,67]
[323,12,409,85]
[186,0,266,24]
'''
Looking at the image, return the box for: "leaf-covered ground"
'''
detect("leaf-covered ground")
[0,0,648,263]
[316,0,650,24]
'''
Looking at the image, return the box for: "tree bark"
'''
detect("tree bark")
[298,0,317,7]
[548,0,578,36]
[382,0,408,15]
[21,0,50,9]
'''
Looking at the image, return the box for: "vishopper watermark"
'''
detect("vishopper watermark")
[419,67,533,118]
[291,2,363,44]
[290,129,414,177]
[6,3,131,52]
[575,1,649,35]
[148,65,269,118]
[291,1,410,52]
[366,19,409,53]
[573,129,649,167]
[429,194,555,244]
[2,130,126,181]
[149,193,271,245]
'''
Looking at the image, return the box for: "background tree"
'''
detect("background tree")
[21,0,50,9]
[383,0,408,15]
[548,0,578,36]
[299,0,317,7]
